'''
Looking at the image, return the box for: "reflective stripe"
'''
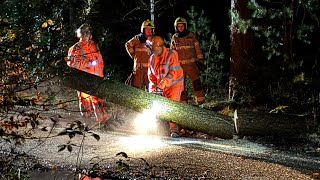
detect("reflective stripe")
[138,62,149,67]
[176,45,194,50]
[150,56,155,75]
[135,47,149,52]
[76,44,86,61]
[129,49,135,54]
[164,49,184,87]
[71,61,79,68]
[197,54,204,59]
[169,65,181,70]
[168,76,184,88]
[167,74,174,82]
[179,58,196,64]
[150,49,184,87]
[164,49,173,76]
[150,49,172,76]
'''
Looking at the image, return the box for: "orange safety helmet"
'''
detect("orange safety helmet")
[147,36,164,54]
[141,19,155,33]
[76,23,91,38]
[174,17,187,29]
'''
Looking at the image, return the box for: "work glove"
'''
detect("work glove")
[196,61,206,71]
[152,87,163,95]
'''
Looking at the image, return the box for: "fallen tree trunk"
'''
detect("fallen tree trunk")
[61,68,234,139]
[234,110,313,136]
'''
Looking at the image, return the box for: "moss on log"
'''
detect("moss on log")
[62,68,234,139]
[234,110,312,136]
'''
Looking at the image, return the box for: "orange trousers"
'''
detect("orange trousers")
[162,82,184,133]
[77,91,108,122]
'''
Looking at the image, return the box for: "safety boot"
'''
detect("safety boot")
[170,132,180,138]
[98,121,108,130]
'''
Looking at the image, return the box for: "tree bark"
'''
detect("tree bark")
[234,110,312,136]
[283,0,295,64]
[229,0,256,100]
[61,68,234,139]
[150,0,154,22]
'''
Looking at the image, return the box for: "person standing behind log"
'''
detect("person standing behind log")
[67,23,109,128]
[170,17,205,105]
[125,19,155,91]
[146,36,184,138]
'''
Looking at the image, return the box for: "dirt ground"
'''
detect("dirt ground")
[0,103,319,179]
[1,78,320,179]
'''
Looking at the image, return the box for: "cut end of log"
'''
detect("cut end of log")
[234,109,239,134]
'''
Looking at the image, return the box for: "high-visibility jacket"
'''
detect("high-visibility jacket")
[67,39,108,122]
[170,31,204,64]
[68,39,104,77]
[148,48,184,133]
[148,48,184,96]
[125,34,151,71]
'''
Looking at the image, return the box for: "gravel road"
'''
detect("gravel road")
[1,109,320,179]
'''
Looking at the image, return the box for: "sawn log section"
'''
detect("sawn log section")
[234,110,312,136]
[62,68,234,139]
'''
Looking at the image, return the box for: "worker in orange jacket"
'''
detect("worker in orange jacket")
[147,36,184,138]
[67,23,108,127]
[125,20,154,90]
[170,17,205,105]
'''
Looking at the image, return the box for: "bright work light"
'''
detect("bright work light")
[133,100,167,135]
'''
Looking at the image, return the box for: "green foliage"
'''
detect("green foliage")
[0,1,112,178]
[0,0,117,112]
[248,0,318,64]
[186,6,228,101]
[0,0,73,150]
[230,0,319,87]
[0,0,69,76]
[57,120,101,151]
[116,159,130,171]
[0,155,29,180]
[230,8,252,34]
[0,0,117,95]
[297,24,315,44]
[230,0,320,116]
[269,105,289,113]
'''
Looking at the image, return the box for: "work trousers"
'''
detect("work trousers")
[77,91,108,122]
[180,62,205,104]
[163,82,184,133]
[131,67,149,91]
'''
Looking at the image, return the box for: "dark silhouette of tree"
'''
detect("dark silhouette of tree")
[229,0,256,104]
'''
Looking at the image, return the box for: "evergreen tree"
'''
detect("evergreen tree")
[186,6,228,102]
[230,0,320,108]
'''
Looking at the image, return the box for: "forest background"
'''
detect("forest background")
[1,0,320,143]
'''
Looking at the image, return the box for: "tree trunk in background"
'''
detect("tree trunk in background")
[282,0,295,65]
[281,0,299,107]
[229,0,256,101]
[61,67,235,139]
[150,0,155,22]
[68,0,78,32]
